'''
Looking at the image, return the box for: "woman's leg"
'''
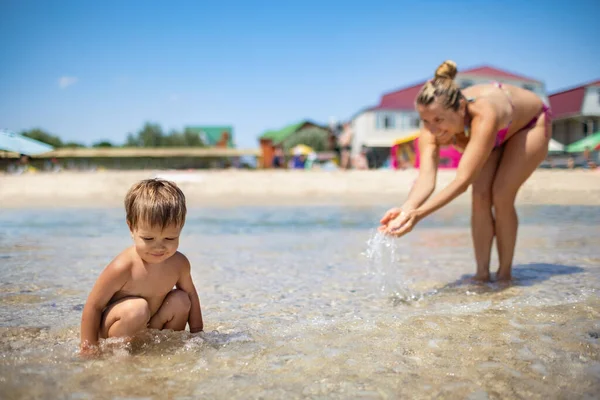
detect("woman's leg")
[470,148,503,281]
[491,113,551,281]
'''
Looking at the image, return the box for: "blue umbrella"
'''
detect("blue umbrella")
[0,129,54,155]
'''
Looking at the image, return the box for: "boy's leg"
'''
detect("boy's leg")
[100,297,151,339]
[148,289,191,331]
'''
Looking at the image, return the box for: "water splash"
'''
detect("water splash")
[362,230,420,304]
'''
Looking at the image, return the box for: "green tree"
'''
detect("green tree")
[125,123,206,147]
[162,130,187,147]
[92,140,114,148]
[137,123,164,147]
[183,128,205,147]
[122,123,164,147]
[63,142,86,148]
[125,132,138,147]
[21,128,63,148]
[283,127,330,152]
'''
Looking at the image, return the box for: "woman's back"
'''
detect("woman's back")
[462,82,546,140]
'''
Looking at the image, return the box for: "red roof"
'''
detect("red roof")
[460,66,540,83]
[376,65,542,111]
[378,82,423,111]
[549,80,600,120]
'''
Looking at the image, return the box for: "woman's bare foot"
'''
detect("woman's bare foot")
[496,269,512,282]
[471,273,491,283]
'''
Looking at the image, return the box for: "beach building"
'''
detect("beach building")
[549,79,600,147]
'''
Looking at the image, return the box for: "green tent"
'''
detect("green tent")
[260,122,306,144]
[184,126,234,147]
[259,120,323,145]
[565,131,600,153]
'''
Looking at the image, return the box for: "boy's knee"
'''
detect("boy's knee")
[121,298,151,326]
[167,290,191,313]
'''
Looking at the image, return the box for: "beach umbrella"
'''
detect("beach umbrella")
[0,129,54,155]
[565,131,600,153]
[548,138,565,153]
[291,144,314,156]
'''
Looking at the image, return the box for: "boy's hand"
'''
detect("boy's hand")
[79,342,100,358]
[190,325,203,334]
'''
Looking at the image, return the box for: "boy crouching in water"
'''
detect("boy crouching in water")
[80,178,203,355]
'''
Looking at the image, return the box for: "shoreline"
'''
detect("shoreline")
[1,169,599,209]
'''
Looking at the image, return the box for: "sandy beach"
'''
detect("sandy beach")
[1,169,599,208]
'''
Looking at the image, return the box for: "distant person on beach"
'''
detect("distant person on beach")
[80,178,203,355]
[337,122,353,169]
[379,60,552,283]
[272,145,285,168]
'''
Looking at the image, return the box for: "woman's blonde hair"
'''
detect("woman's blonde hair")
[416,60,463,111]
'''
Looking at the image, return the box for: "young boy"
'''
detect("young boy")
[80,178,203,355]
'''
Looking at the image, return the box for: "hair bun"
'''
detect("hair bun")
[434,60,458,80]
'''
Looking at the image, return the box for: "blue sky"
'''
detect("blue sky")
[1,0,598,148]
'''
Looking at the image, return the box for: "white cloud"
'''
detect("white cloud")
[58,76,79,89]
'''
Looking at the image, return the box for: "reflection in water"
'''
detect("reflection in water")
[0,205,599,398]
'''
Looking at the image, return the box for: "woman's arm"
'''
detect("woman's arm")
[415,105,498,220]
[402,130,439,210]
[379,131,438,229]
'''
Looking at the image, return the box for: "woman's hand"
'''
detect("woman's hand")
[379,208,420,237]
[379,207,402,229]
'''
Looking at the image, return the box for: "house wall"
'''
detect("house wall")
[351,110,420,157]
[552,116,600,146]
[259,138,275,168]
[552,119,577,145]
[351,111,374,156]
[581,86,600,116]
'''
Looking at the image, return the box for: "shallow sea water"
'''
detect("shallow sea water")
[0,204,599,399]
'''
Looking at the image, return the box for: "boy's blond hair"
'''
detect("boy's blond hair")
[125,178,187,230]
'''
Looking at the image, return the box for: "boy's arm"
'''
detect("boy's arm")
[176,256,203,333]
[80,257,130,351]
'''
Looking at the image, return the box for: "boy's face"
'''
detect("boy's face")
[130,222,182,264]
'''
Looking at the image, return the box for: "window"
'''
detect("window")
[460,80,474,89]
[410,117,421,128]
[383,115,394,129]
[597,89,600,105]
[376,113,395,130]
[593,119,599,133]
[583,121,590,137]
[523,84,536,92]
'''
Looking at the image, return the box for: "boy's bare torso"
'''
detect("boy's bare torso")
[109,247,187,316]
